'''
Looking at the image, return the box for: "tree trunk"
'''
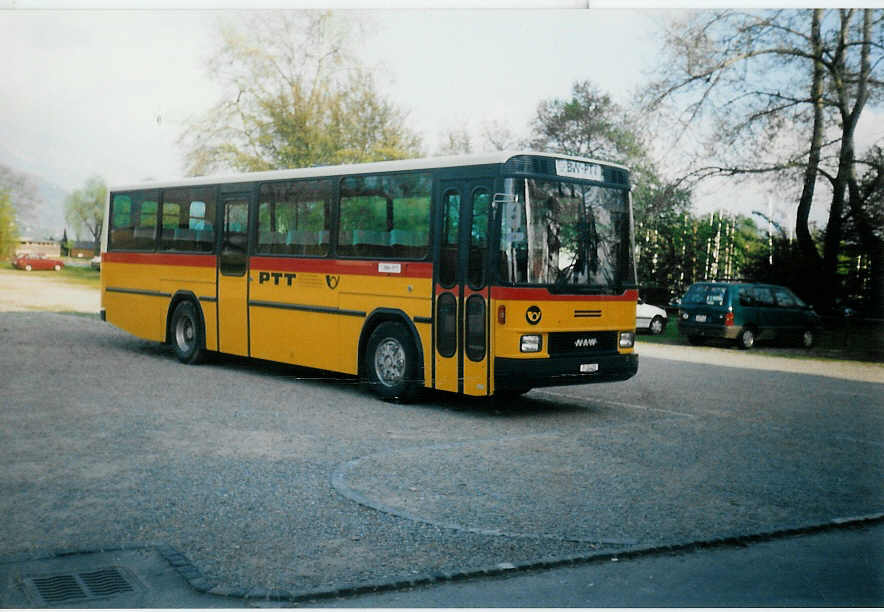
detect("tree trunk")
[795,9,825,268]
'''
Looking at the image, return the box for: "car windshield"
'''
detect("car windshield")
[496,177,635,292]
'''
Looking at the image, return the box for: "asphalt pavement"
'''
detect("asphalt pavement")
[0,312,881,607]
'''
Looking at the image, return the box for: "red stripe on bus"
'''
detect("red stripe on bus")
[249,257,433,278]
[103,252,216,267]
[490,287,638,302]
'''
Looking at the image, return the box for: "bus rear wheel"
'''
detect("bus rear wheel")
[170,300,206,365]
[364,322,419,402]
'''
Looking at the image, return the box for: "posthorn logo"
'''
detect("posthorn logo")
[526,305,542,325]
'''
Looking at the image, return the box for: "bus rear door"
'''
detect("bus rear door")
[434,179,493,396]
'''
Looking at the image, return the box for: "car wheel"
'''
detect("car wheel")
[801,328,815,348]
[364,321,419,402]
[688,335,705,346]
[737,327,756,350]
[649,315,666,335]
[53,264,61,271]
[24,264,31,271]
[170,301,206,364]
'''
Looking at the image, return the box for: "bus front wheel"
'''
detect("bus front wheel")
[364,322,419,402]
[170,300,206,365]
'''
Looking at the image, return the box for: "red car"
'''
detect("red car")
[12,254,64,271]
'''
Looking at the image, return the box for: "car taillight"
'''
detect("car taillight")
[725,311,734,326]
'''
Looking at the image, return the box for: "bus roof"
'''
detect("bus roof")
[109,151,630,192]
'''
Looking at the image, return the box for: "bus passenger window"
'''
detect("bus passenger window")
[109,194,135,250]
[338,172,431,259]
[257,180,331,256]
[160,188,216,252]
[110,191,158,251]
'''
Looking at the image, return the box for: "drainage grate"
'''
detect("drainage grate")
[29,574,87,604]
[24,566,139,606]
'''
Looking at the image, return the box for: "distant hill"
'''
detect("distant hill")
[0,151,69,240]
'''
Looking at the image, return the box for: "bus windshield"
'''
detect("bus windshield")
[496,177,635,292]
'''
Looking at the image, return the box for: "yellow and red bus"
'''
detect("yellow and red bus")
[100,152,638,400]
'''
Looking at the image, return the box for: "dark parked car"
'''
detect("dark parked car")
[678,281,822,349]
[12,254,64,272]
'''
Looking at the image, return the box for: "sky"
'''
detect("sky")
[1,5,881,233]
[0,8,659,190]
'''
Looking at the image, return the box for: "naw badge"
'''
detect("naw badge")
[325,274,340,290]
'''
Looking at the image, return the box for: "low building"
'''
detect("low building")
[69,240,99,259]
[16,237,61,258]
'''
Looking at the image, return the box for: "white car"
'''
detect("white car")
[636,299,668,335]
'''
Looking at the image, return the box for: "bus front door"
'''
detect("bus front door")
[218,196,250,356]
[434,179,492,396]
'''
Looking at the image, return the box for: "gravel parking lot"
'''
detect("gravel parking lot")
[1,310,881,598]
[0,268,99,313]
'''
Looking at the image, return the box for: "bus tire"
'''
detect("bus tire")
[364,321,419,402]
[170,300,206,365]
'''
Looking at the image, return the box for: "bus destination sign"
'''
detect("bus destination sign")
[555,159,604,181]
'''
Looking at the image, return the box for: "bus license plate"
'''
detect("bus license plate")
[580,363,599,373]
[695,314,707,322]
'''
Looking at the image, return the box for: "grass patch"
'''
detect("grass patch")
[1,262,100,287]
[57,265,101,287]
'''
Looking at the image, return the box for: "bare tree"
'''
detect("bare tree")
[643,9,883,310]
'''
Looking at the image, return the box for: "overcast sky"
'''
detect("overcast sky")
[0,9,659,188]
[1,5,882,229]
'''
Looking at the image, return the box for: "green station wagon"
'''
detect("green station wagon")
[677,282,823,349]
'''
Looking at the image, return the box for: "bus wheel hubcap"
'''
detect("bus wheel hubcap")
[375,339,405,386]
[176,317,194,350]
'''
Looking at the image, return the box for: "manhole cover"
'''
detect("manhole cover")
[22,566,141,606]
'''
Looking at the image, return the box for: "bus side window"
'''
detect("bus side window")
[338,172,431,259]
[258,180,331,256]
[109,194,135,250]
[160,188,216,252]
[110,191,158,251]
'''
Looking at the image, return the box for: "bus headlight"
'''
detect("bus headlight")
[520,334,542,353]
[619,331,635,349]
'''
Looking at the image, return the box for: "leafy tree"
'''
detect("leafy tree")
[0,191,18,260]
[528,79,701,295]
[528,80,646,165]
[845,146,884,315]
[64,176,106,253]
[179,11,422,175]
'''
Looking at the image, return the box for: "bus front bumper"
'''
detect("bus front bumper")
[495,352,638,391]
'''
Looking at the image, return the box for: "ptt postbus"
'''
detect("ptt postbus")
[100,152,639,400]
